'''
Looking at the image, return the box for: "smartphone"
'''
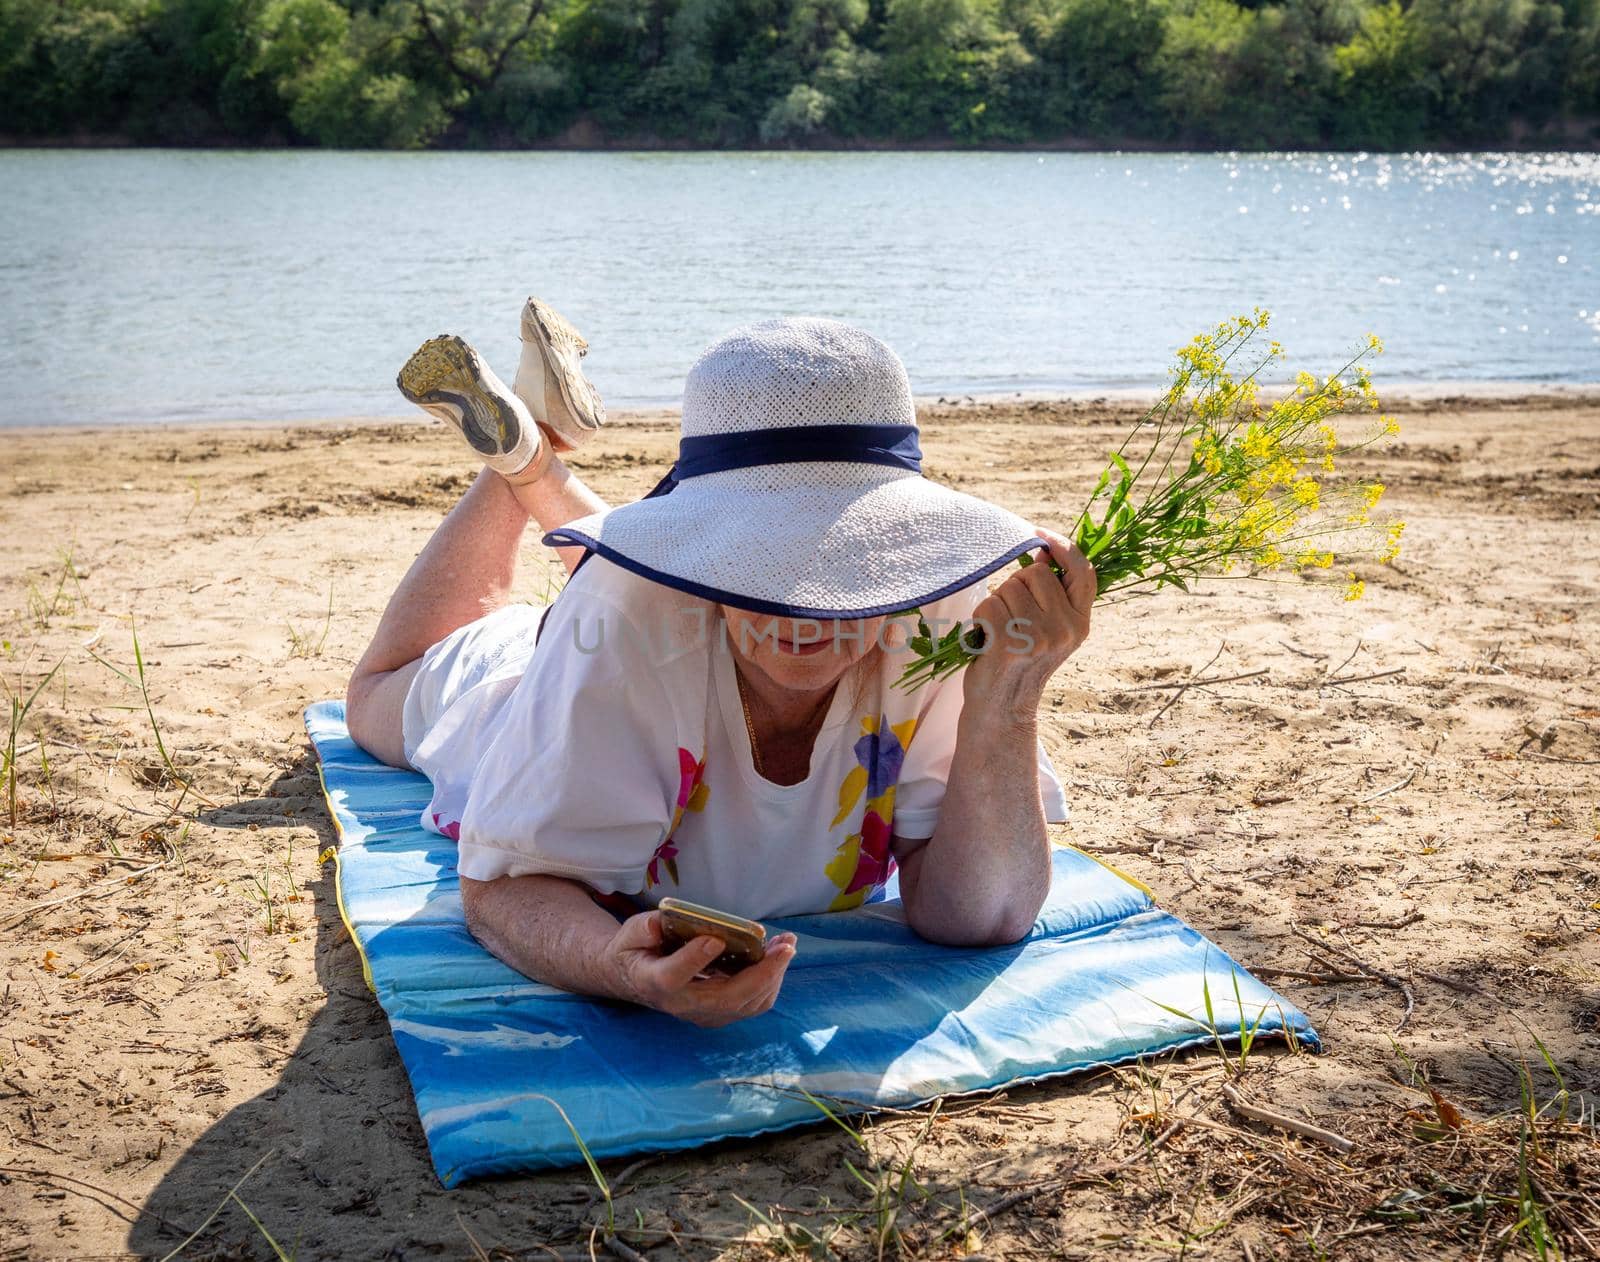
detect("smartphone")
[656,897,767,973]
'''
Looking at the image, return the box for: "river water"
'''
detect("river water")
[1,150,1595,426]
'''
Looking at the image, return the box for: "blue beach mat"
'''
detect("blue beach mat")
[306,701,1318,1186]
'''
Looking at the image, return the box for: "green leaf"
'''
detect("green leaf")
[794,1086,867,1148]
[1104,452,1134,522]
[1138,995,1209,1032]
[1082,531,1115,562]
[18,657,65,724]
[1370,1190,1429,1222]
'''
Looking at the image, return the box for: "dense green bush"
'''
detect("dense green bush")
[1,0,1595,147]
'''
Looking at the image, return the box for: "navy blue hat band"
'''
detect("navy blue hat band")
[674,423,922,481]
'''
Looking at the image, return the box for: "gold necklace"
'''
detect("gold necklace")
[733,665,767,777]
[734,666,837,781]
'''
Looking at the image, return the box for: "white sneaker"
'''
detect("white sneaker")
[397,335,545,478]
[513,297,607,451]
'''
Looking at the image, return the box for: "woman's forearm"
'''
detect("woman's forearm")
[459,873,633,998]
[459,874,802,1026]
[901,711,1053,946]
[898,528,1093,945]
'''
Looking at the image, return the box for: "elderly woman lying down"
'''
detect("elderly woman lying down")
[344,302,1093,1027]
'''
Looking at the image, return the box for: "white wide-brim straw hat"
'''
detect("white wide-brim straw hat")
[544,317,1043,619]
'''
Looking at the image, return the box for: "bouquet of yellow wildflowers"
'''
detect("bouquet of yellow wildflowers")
[896,310,1405,690]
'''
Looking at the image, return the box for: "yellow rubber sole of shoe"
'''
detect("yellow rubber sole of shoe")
[397,335,521,455]
[397,335,477,400]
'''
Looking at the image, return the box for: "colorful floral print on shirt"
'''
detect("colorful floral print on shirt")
[646,747,709,887]
[431,812,462,842]
[825,715,917,910]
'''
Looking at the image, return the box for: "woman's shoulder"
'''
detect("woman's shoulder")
[542,554,718,673]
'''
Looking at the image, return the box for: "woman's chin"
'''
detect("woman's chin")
[752,647,859,692]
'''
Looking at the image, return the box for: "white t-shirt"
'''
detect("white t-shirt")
[402,556,1069,920]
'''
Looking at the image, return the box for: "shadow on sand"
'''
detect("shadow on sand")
[131,769,612,1260]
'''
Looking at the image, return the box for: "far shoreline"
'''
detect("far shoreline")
[4,137,1599,156]
[4,382,1599,439]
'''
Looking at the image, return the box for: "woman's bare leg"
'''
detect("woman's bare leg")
[346,451,609,767]
[345,468,526,766]
[361,470,526,671]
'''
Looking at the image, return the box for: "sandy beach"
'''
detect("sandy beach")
[2,394,1598,1260]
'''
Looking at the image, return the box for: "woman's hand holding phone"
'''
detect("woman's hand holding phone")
[605,910,797,1028]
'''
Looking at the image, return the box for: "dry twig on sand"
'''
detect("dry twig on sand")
[601,1234,650,1262]
[1325,667,1406,688]
[1290,924,1416,1032]
[1351,909,1424,930]
[1413,968,1489,997]
[0,845,173,932]
[1324,638,1364,680]
[1358,766,1422,803]
[1137,643,1272,726]
[1251,965,1369,985]
[1219,1082,1356,1153]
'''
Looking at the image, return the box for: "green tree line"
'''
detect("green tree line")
[2,0,1597,148]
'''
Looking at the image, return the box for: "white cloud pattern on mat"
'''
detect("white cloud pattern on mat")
[391,1018,579,1056]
